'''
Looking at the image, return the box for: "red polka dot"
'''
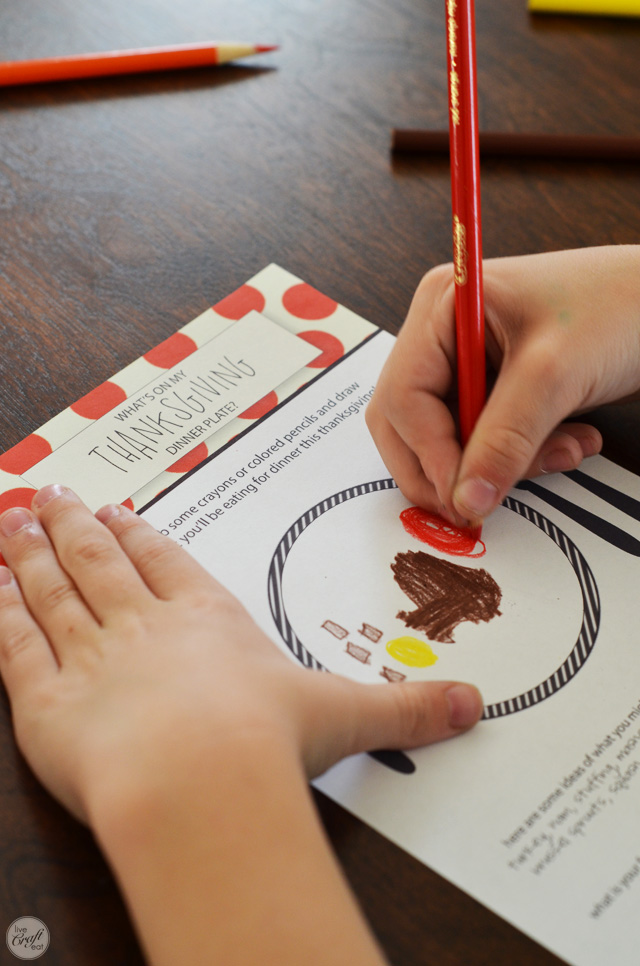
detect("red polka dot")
[282,283,338,320]
[0,487,37,515]
[71,381,127,419]
[144,333,197,369]
[122,498,134,511]
[297,330,345,368]
[214,285,266,320]
[399,506,486,558]
[166,442,209,474]
[0,434,53,474]
[238,391,278,420]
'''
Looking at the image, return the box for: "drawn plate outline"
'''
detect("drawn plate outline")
[267,479,601,720]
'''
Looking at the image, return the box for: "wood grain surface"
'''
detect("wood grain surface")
[1,1,639,963]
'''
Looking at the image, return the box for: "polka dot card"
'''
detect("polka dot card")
[0,264,376,514]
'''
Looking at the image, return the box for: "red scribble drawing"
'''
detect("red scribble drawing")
[359,622,383,643]
[400,506,486,557]
[346,641,371,664]
[380,666,406,683]
[322,619,348,639]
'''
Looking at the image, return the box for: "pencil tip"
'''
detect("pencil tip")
[256,44,279,53]
[471,523,483,542]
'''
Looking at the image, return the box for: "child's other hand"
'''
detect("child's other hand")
[0,485,482,825]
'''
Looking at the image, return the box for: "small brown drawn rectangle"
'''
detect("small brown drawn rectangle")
[322,619,348,640]
[359,622,383,643]
[380,666,406,683]
[346,641,371,664]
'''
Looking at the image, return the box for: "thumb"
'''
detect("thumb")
[303,677,483,776]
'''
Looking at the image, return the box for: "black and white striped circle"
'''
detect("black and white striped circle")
[267,480,601,718]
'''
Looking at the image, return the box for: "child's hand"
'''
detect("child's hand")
[366,246,640,525]
[0,484,485,965]
[0,485,482,825]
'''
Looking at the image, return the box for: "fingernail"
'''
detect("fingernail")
[32,483,69,508]
[0,507,36,537]
[454,478,498,518]
[0,566,13,586]
[95,504,122,526]
[541,448,576,475]
[446,684,483,730]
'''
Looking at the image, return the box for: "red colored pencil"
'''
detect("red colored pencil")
[0,43,278,87]
[445,0,485,448]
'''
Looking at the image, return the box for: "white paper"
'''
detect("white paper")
[23,312,320,510]
[141,330,640,966]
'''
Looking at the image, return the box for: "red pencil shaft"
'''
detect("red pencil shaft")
[446,0,485,446]
[0,43,274,86]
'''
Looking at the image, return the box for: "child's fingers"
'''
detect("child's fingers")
[523,424,602,479]
[31,486,155,621]
[0,566,59,699]
[95,503,225,601]
[377,391,463,522]
[364,405,443,512]
[300,674,483,776]
[0,505,100,659]
[367,266,463,520]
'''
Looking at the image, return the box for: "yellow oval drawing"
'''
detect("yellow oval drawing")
[386,636,439,668]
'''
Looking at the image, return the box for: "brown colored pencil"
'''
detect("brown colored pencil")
[392,129,640,160]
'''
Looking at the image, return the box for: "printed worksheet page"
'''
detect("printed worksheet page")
[3,265,639,966]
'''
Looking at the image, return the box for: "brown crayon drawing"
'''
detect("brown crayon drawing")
[391,550,502,643]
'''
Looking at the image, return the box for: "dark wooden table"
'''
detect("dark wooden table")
[1,1,639,963]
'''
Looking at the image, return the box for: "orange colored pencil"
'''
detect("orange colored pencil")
[445,0,485,448]
[0,43,278,87]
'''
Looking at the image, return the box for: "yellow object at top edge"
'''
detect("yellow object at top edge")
[529,0,640,15]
